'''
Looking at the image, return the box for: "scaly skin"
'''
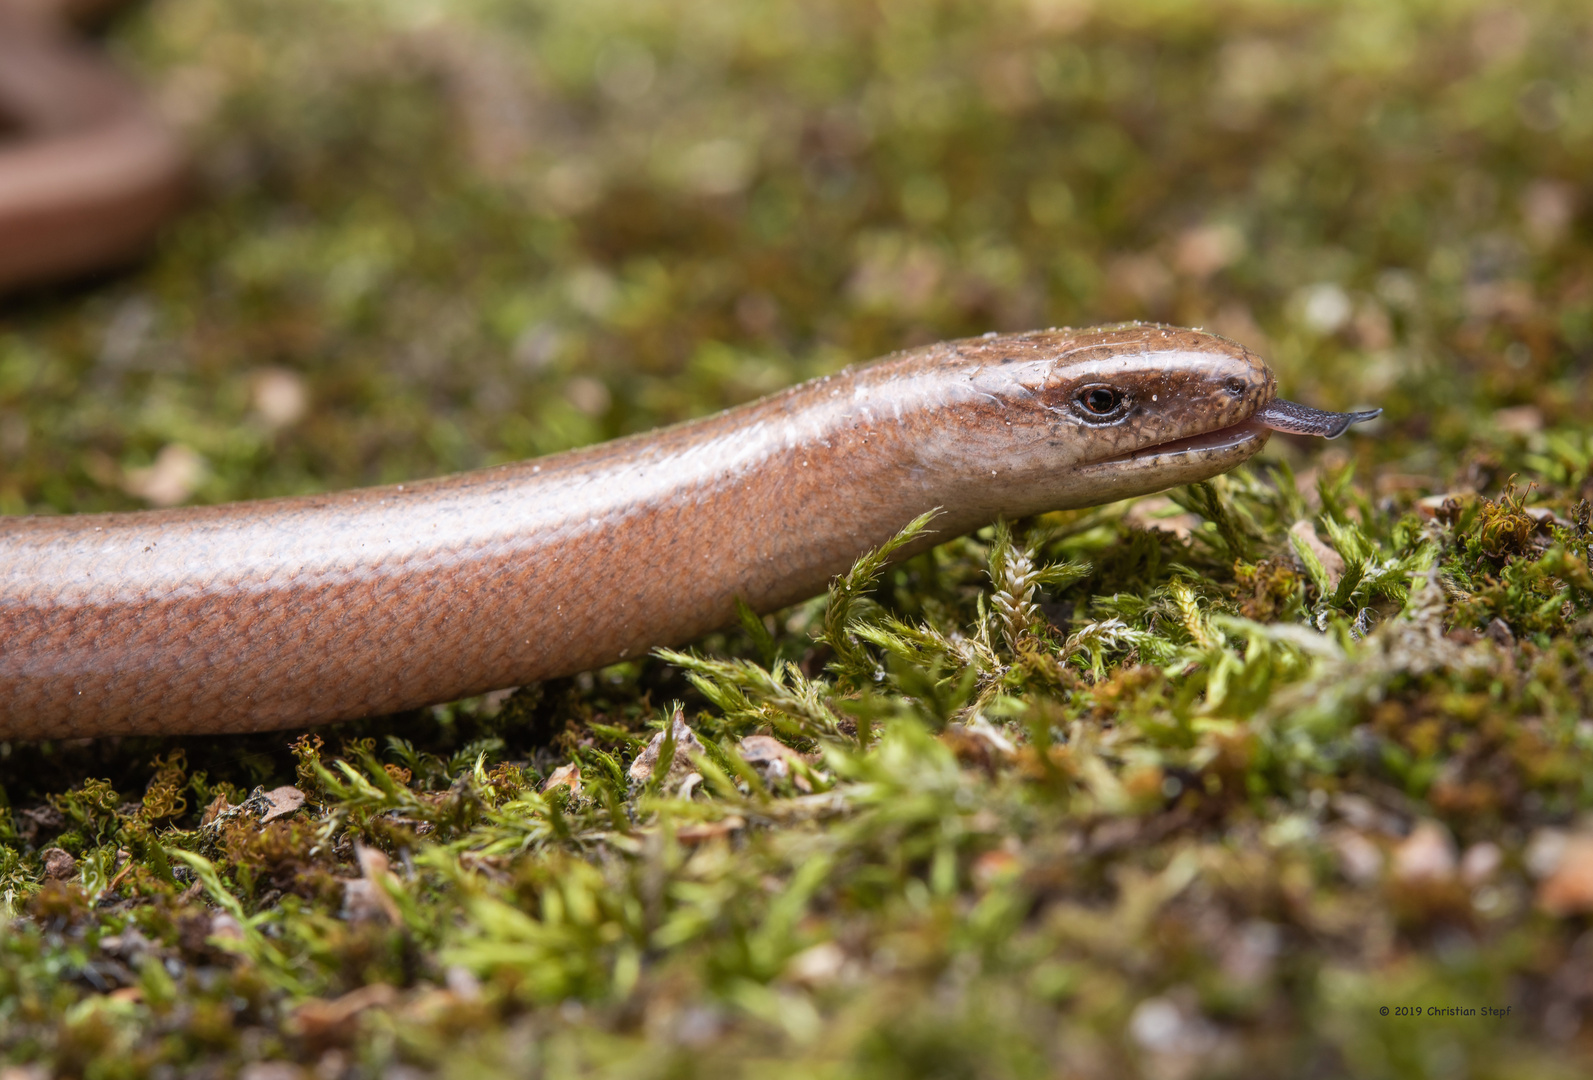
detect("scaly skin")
[0,324,1275,738]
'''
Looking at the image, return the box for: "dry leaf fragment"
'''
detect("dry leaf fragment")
[1536,835,1593,916]
[737,734,800,766]
[259,785,306,824]
[1123,494,1199,538]
[1416,493,1467,519]
[41,847,77,881]
[1174,222,1245,279]
[208,913,244,943]
[675,815,746,845]
[122,444,206,507]
[541,762,582,796]
[199,791,232,827]
[445,965,482,1001]
[202,784,307,833]
[738,734,814,792]
[784,941,848,986]
[1460,842,1503,887]
[941,717,1017,771]
[629,710,706,786]
[1329,828,1384,886]
[1330,793,1405,837]
[343,842,402,925]
[98,926,155,961]
[1393,820,1457,884]
[1491,404,1543,436]
[249,367,310,428]
[293,983,399,1049]
[1485,617,1516,648]
[343,879,386,924]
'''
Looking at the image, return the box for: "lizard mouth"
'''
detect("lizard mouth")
[1085,398,1380,476]
[1067,420,1270,504]
[1104,418,1270,467]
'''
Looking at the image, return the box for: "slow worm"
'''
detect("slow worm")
[0,8,1381,739]
[0,325,1377,739]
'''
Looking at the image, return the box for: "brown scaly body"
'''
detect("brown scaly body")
[0,325,1280,739]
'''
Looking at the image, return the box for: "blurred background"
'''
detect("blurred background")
[0,0,1588,514]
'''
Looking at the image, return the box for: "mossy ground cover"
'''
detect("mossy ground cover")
[3,0,1593,1076]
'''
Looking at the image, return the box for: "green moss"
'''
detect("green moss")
[6,0,1593,1075]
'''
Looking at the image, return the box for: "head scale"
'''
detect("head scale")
[919,323,1277,520]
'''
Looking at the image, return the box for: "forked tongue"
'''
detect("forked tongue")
[1254,399,1382,440]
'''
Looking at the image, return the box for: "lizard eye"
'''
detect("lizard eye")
[1080,387,1123,415]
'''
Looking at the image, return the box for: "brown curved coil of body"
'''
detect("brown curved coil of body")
[0,0,188,292]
